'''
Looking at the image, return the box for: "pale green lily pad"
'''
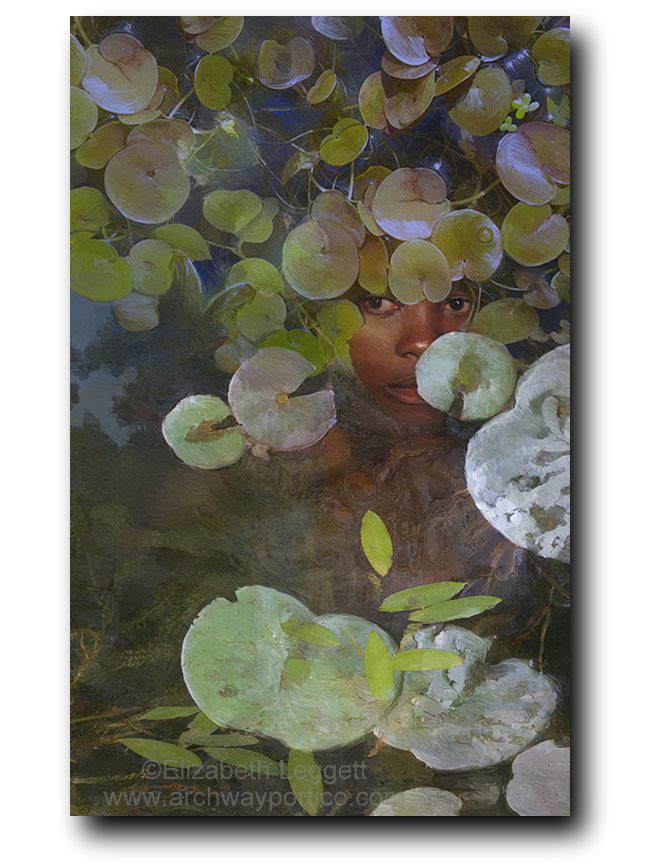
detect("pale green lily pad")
[70,187,111,233]
[195,55,233,111]
[283,220,359,300]
[237,198,279,244]
[225,258,284,295]
[383,72,436,130]
[257,37,315,90]
[506,741,570,816]
[127,119,195,161]
[70,86,98,149]
[126,239,174,296]
[307,69,338,104]
[532,27,570,86]
[380,17,453,66]
[435,56,480,95]
[75,121,127,169]
[449,67,512,137]
[71,239,133,302]
[82,34,158,114]
[162,395,246,470]
[154,224,211,260]
[311,17,363,40]
[203,189,262,235]
[70,34,86,85]
[181,586,400,751]
[465,345,570,562]
[112,291,160,332]
[389,240,452,304]
[227,347,336,452]
[361,510,393,577]
[471,298,539,344]
[311,191,366,247]
[196,17,244,53]
[236,293,287,342]
[496,123,570,206]
[105,143,190,225]
[372,168,450,241]
[415,332,517,421]
[371,787,462,816]
[320,118,369,167]
[431,209,502,282]
[502,203,569,266]
[376,625,557,772]
[468,17,542,60]
[261,330,329,376]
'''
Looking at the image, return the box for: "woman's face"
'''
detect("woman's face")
[349,288,473,426]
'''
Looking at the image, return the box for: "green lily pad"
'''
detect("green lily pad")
[71,239,133,302]
[380,16,453,66]
[311,17,363,40]
[361,510,393,577]
[471,298,539,344]
[225,258,284,296]
[502,203,569,266]
[532,27,570,86]
[154,224,211,260]
[236,293,287,342]
[227,347,336,452]
[203,188,262,235]
[380,581,466,612]
[195,55,233,111]
[70,34,86,85]
[371,787,462,816]
[82,34,158,114]
[434,55,480,95]
[162,395,246,470]
[260,330,329,376]
[237,198,279,244]
[383,71,436,130]
[431,209,502,282]
[358,235,389,296]
[468,16,542,60]
[70,186,111,233]
[70,86,98,149]
[320,118,369,166]
[75,121,127,169]
[311,191,366,247]
[388,240,452,304]
[415,332,517,421]
[282,220,359,300]
[287,749,323,816]
[196,17,244,53]
[118,738,202,769]
[307,69,338,104]
[112,291,160,332]
[364,631,396,703]
[372,168,451,241]
[181,586,400,751]
[126,239,174,296]
[407,595,502,624]
[127,119,195,161]
[449,67,512,136]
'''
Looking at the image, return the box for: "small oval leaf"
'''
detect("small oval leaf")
[408,596,502,624]
[287,749,324,816]
[281,619,342,648]
[391,649,463,671]
[379,581,466,612]
[361,510,393,577]
[364,631,396,703]
[139,705,200,720]
[118,738,202,768]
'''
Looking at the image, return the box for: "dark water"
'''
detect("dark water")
[70,287,570,817]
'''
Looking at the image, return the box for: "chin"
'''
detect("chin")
[381,400,446,428]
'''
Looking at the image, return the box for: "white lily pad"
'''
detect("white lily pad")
[227,347,337,452]
[371,787,462,816]
[465,345,570,562]
[181,586,400,751]
[506,740,570,816]
[82,34,158,114]
[162,395,246,470]
[376,626,557,772]
[372,168,450,241]
[415,332,517,421]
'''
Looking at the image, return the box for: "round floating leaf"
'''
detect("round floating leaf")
[496,123,570,205]
[118,738,202,768]
[214,337,256,374]
[261,330,329,376]
[181,586,400,750]
[196,17,244,53]
[181,16,216,34]
[380,581,466,613]
[236,198,279,244]
[532,27,570,86]
[311,17,363,40]
[282,220,359,300]
[377,625,557,772]
[365,631,396,703]
[383,69,436,130]
[471,298,539,344]
[307,69,337,104]
[468,16,542,59]
[431,209,502,281]
[388,240,452,304]
[225,258,284,296]
[116,82,165,125]
[320,118,368,166]
[162,395,246,470]
[71,239,132,302]
[257,37,315,90]
[70,34,86,85]
[311,191,365,247]
[82,34,158,114]
[154,224,211,260]
[105,143,190,224]
[415,332,517,421]
[502,203,569,266]
[359,72,389,130]
[228,347,336,452]
[195,55,233,110]
[75,121,127,169]
[381,53,438,80]
[317,300,363,368]
[236,293,286,342]
[203,188,262,235]
[358,235,389,296]
[287,750,323,816]
[70,86,98,149]
[112,291,160,332]
[127,119,195,161]
[449,67,512,136]
[371,787,462,816]
[70,186,111,233]
[434,55,480,95]
[465,344,570,562]
[186,116,258,181]
[407,596,502,624]
[373,168,450,241]
[506,741,570,816]
[361,510,393,577]
[380,16,453,66]
[126,239,174,296]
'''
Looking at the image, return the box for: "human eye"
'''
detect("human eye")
[442,294,472,315]
[360,296,401,316]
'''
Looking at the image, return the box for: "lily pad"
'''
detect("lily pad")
[311,17,363,40]
[471,298,539,344]
[307,69,338,104]
[70,34,86,86]
[227,347,336,452]
[311,191,366,247]
[127,119,195,161]
[70,239,133,302]
[70,86,98,149]
[82,34,158,114]
[502,203,569,266]
[181,586,401,751]
[465,345,570,562]
[70,186,111,233]
[506,740,570,816]
[237,198,279,244]
[415,332,517,421]
[359,72,389,131]
[261,330,329,376]
[388,240,452,304]
[380,17,453,66]
[358,235,389,296]
[112,291,160,332]
[195,17,244,53]
[468,17,542,60]
[383,70,436,130]
[376,625,557,772]
[449,67,512,136]
[431,209,502,282]
[154,224,211,260]
[257,37,315,90]
[225,258,284,296]
[126,239,174,296]
[496,123,570,205]
[282,220,359,300]
[381,53,438,81]
[162,394,246,470]
[320,118,368,166]
[372,168,451,241]
[434,55,480,95]
[75,121,127,169]
[105,143,190,224]
[236,293,287,342]
[195,55,233,111]
[371,787,462,816]
[203,189,262,235]
[532,27,570,86]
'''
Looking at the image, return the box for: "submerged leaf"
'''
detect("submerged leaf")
[287,749,323,816]
[371,787,462,816]
[364,631,396,703]
[118,738,202,768]
[281,619,342,648]
[206,748,281,776]
[139,706,200,720]
[380,581,466,612]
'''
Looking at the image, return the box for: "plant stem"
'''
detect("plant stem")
[451,178,501,206]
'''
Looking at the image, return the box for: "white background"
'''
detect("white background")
[2,0,666,861]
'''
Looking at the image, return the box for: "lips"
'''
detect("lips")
[385,375,426,405]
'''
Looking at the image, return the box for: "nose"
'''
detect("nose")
[395,301,443,359]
